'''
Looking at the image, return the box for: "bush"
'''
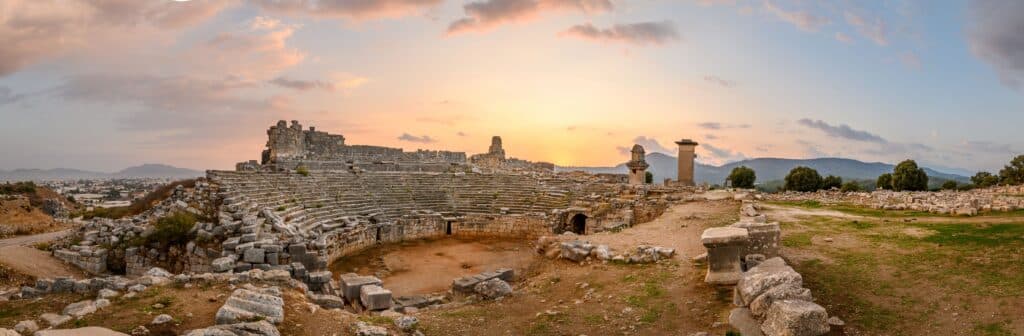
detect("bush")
[727,166,757,189]
[784,166,823,192]
[891,160,929,191]
[999,155,1024,185]
[145,212,197,246]
[644,171,653,184]
[840,181,862,192]
[941,180,958,190]
[296,165,310,177]
[876,173,893,190]
[821,175,843,190]
[0,182,36,195]
[971,171,1000,188]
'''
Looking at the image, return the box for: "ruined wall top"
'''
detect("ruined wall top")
[261,120,465,166]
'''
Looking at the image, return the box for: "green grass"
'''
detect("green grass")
[782,232,813,247]
[973,322,1014,336]
[779,202,1024,335]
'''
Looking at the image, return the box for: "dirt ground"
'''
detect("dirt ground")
[0,197,68,238]
[762,203,1024,336]
[0,230,85,281]
[331,238,539,296]
[411,200,741,336]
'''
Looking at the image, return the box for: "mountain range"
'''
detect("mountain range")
[558,153,970,185]
[0,164,204,181]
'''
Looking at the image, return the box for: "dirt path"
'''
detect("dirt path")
[588,200,740,257]
[0,229,85,279]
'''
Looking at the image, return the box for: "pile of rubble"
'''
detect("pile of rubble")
[765,185,1024,216]
[699,202,840,336]
[534,234,675,264]
[53,183,216,276]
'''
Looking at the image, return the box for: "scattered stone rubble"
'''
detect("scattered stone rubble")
[765,185,1024,216]
[701,203,834,336]
[534,234,676,264]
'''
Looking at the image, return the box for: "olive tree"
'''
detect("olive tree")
[784,166,823,192]
[891,160,928,191]
[727,166,757,189]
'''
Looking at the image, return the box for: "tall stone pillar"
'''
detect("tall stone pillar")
[675,139,699,186]
[626,144,649,185]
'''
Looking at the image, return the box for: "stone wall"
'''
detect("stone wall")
[765,185,1024,215]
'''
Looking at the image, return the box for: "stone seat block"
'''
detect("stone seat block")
[359,285,393,311]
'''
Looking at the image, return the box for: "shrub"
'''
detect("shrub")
[0,182,36,195]
[876,173,893,190]
[840,181,862,192]
[821,175,843,190]
[892,160,929,191]
[971,171,1000,188]
[784,166,823,192]
[644,171,653,184]
[727,166,757,189]
[145,212,197,246]
[296,165,310,177]
[999,155,1024,185]
[941,180,959,190]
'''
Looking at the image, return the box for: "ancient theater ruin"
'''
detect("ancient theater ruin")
[203,121,675,297]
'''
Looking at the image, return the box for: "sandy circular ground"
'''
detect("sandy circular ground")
[330,237,538,296]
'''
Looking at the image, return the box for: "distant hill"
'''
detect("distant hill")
[0,164,203,181]
[558,154,969,186]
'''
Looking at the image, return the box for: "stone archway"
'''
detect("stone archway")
[570,213,587,235]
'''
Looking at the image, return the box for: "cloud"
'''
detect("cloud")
[844,11,888,46]
[397,133,437,143]
[696,122,750,130]
[252,0,443,20]
[797,119,887,143]
[763,1,830,32]
[269,73,367,92]
[834,32,853,44]
[704,134,718,140]
[616,136,674,156]
[968,0,1024,90]
[701,143,747,164]
[270,77,335,91]
[899,51,921,69]
[703,75,737,88]
[0,0,233,77]
[196,17,306,81]
[561,21,679,46]
[448,0,613,34]
[457,131,468,136]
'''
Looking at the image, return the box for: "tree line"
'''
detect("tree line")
[723,154,1024,192]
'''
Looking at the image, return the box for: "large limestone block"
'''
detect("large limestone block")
[359,285,393,311]
[761,300,830,336]
[184,321,280,336]
[750,284,813,317]
[340,273,382,300]
[34,327,130,336]
[63,300,97,318]
[215,288,285,325]
[728,308,764,336]
[701,227,749,285]
[474,278,513,299]
[736,257,803,306]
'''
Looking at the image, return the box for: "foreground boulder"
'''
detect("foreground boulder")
[185,321,280,336]
[63,300,98,318]
[735,258,802,306]
[215,287,284,325]
[761,300,830,336]
[474,278,513,299]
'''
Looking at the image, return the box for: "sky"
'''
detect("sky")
[0,0,1022,175]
